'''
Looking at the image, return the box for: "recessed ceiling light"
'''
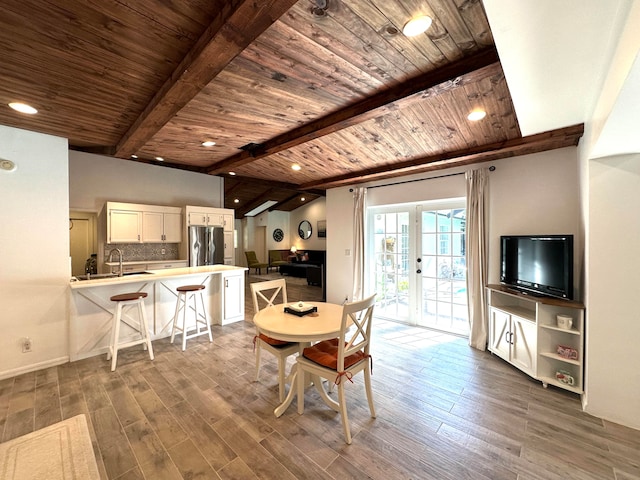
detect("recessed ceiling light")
[291,164,302,171]
[8,102,38,114]
[131,154,138,159]
[201,141,216,147]
[402,16,432,37]
[467,109,487,121]
[229,171,236,176]
[155,156,164,162]
[234,198,239,203]
[301,197,306,202]
[0,159,17,172]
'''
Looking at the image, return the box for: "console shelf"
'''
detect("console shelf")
[487,284,585,394]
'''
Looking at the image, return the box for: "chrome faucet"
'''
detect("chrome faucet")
[108,248,123,277]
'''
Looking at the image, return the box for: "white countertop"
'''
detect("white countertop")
[104,259,188,266]
[70,265,247,289]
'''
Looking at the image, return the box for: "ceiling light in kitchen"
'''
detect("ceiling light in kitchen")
[234,198,239,203]
[131,154,138,159]
[201,141,216,147]
[8,102,38,114]
[403,16,432,37]
[291,164,301,171]
[301,197,306,202]
[155,156,164,162]
[467,109,487,121]
[229,171,236,176]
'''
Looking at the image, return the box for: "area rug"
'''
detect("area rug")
[0,414,100,480]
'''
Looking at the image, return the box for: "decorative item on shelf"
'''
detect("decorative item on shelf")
[284,301,318,317]
[556,314,573,329]
[556,344,579,360]
[555,370,575,386]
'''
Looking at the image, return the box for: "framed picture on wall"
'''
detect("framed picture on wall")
[317,220,326,238]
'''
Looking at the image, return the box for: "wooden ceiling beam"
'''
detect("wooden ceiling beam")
[205,47,501,175]
[300,124,585,189]
[222,174,326,196]
[114,0,299,159]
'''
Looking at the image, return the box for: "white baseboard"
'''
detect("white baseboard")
[0,356,69,381]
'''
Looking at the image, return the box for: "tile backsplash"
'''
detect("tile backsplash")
[104,243,180,262]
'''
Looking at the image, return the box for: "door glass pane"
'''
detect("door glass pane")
[420,208,469,335]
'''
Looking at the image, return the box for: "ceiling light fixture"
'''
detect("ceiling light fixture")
[234,198,239,203]
[131,154,138,159]
[467,109,487,121]
[229,171,236,176]
[0,159,17,172]
[402,15,432,37]
[155,156,164,162]
[201,141,216,147]
[8,102,38,114]
[301,197,306,202]
[291,164,301,171]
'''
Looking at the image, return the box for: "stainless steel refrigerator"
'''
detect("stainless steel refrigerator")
[189,225,224,266]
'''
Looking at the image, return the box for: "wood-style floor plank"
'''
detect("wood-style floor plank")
[1,275,639,480]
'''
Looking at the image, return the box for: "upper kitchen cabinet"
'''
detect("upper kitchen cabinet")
[142,207,182,243]
[106,202,182,244]
[186,205,234,228]
[108,207,142,243]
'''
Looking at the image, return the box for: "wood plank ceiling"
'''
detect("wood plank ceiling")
[0,0,583,218]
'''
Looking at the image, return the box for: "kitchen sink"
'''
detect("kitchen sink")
[73,273,118,281]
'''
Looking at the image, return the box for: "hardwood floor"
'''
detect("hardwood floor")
[1,275,639,479]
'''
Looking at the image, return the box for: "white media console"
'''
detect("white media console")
[487,284,585,394]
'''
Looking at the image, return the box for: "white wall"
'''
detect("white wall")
[327,150,582,304]
[587,154,640,429]
[0,125,70,379]
[289,197,326,252]
[488,148,583,298]
[69,150,224,212]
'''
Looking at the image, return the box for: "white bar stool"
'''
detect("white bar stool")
[170,284,213,351]
[107,291,154,371]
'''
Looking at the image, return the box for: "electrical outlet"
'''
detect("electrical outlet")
[22,337,32,353]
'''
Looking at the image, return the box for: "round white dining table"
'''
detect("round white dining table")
[253,302,345,417]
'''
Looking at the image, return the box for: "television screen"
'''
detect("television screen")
[500,235,573,299]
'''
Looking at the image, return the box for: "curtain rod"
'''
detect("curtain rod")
[349,165,495,192]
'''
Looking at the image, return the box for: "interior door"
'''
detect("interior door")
[69,211,97,276]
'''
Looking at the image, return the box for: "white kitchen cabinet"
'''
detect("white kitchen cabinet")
[487,285,585,394]
[223,231,234,264]
[222,270,244,324]
[106,202,182,244]
[223,213,233,232]
[186,206,234,228]
[108,209,142,243]
[142,209,182,243]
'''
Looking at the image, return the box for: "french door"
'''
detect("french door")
[367,201,469,336]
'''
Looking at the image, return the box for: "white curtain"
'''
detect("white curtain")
[466,169,489,350]
[352,187,367,301]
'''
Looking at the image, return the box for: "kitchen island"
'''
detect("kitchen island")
[69,265,247,361]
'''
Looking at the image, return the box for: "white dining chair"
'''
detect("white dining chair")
[296,294,376,444]
[250,279,300,402]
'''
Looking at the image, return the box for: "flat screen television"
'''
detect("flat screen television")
[500,235,574,300]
